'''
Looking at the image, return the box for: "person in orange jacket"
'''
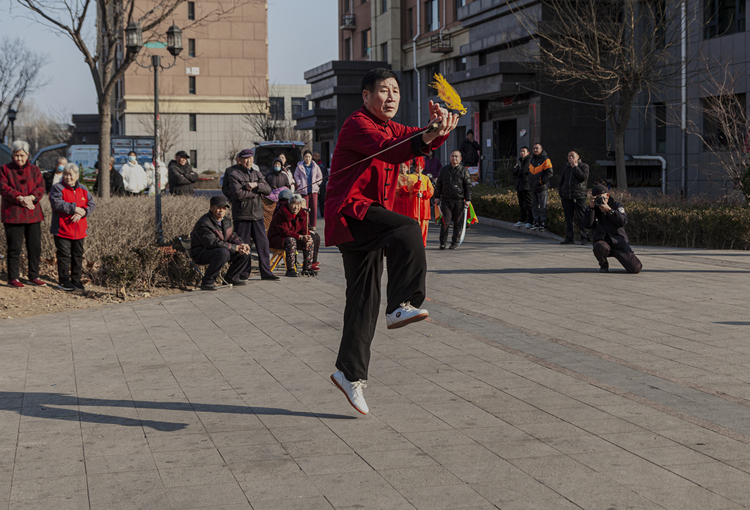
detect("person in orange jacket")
[393,162,412,217]
[406,158,433,247]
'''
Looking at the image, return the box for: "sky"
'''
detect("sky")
[0,0,338,116]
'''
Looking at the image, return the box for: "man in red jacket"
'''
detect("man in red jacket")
[325,68,459,415]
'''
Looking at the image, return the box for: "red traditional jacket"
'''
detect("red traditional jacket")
[323,106,448,246]
[0,161,45,224]
[268,205,309,249]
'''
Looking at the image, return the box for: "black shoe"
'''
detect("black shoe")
[439,244,446,250]
[599,265,609,273]
[231,279,247,286]
[239,275,249,281]
[449,243,458,250]
[261,274,280,281]
[560,239,574,245]
[57,280,75,292]
[72,281,85,290]
[200,282,218,291]
[539,223,547,232]
[285,270,299,277]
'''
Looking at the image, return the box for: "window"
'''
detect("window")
[291,97,307,116]
[344,37,352,60]
[381,0,387,14]
[478,52,487,66]
[188,39,195,58]
[704,0,746,38]
[269,97,285,120]
[187,1,195,20]
[425,0,439,32]
[344,0,351,13]
[702,93,746,149]
[381,42,388,62]
[456,0,466,20]
[361,29,371,58]
[189,113,197,132]
[362,0,367,4]
[455,56,467,72]
[190,150,197,168]
[188,76,196,94]
[426,63,440,96]
[654,103,666,153]
[408,8,414,38]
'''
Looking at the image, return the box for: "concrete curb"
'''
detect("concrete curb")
[476,216,565,241]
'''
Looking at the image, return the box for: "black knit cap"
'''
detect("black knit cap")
[592,184,608,196]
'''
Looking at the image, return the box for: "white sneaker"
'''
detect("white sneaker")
[331,371,369,415]
[514,221,523,227]
[386,302,429,329]
[524,223,533,229]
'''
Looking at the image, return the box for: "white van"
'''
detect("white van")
[68,145,99,183]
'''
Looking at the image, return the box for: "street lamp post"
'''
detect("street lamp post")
[7,108,17,142]
[126,21,182,245]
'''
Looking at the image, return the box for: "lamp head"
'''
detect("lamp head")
[125,21,143,54]
[167,24,183,57]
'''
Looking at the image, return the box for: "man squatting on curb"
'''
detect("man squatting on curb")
[324,68,459,415]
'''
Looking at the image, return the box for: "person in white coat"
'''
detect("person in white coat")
[120,151,148,195]
[145,161,168,196]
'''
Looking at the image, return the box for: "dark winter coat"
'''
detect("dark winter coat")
[227,164,272,221]
[512,155,531,192]
[49,181,95,239]
[265,169,293,190]
[0,161,45,225]
[582,197,633,252]
[528,151,553,193]
[190,212,243,260]
[558,161,590,200]
[434,164,472,202]
[167,159,199,195]
[93,169,125,197]
[459,139,481,167]
[267,204,309,249]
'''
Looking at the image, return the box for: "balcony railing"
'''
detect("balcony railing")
[340,14,355,30]
[430,33,453,53]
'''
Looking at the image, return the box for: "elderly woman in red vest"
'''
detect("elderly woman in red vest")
[0,141,46,288]
[49,163,95,291]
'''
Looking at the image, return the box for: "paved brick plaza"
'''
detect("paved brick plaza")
[2,221,750,509]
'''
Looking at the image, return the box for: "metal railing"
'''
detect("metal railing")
[430,33,453,53]
[340,14,355,30]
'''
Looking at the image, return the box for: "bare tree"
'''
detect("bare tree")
[224,120,251,166]
[0,37,48,142]
[243,80,312,146]
[136,102,184,161]
[13,0,252,198]
[512,0,693,190]
[12,101,73,167]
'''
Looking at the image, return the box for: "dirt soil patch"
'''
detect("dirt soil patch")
[0,275,184,320]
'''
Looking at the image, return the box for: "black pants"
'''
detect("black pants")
[517,190,533,223]
[4,222,42,281]
[235,219,273,278]
[439,200,464,245]
[337,205,426,381]
[561,198,590,241]
[193,248,250,285]
[593,241,642,274]
[54,236,85,284]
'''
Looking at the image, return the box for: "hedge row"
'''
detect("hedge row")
[472,185,750,250]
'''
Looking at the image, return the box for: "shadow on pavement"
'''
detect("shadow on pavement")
[0,392,355,430]
[714,321,750,326]
[429,268,749,274]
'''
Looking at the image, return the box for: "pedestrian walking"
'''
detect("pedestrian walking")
[434,150,472,250]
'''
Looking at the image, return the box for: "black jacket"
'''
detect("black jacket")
[93,169,125,197]
[265,169,293,190]
[512,155,531,192]
[434,164,472,202]
[168,160,199,195]
[582,198,632,252]
[227,164,272,221]
[459,139,481,167]
[528,151,553,193]
[190,212,243,259]
[558,161,590,199]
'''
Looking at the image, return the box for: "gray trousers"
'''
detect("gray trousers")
[531,190,548,224]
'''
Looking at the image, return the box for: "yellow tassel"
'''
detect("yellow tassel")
[429,73,467,115]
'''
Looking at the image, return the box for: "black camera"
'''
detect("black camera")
[594,196,606,206]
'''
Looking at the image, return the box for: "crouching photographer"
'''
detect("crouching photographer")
[582,184,642,274]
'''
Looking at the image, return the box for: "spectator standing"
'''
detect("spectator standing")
[267,193,317,277]
[278,153,295,192]
[49,163,95,291]
[313,150,328,217]
[0,140,47,288]
[44,157,67,193]
[528,143,553,231]
[190,196,252,290]
[459,130,481,168]
[265,158,293,191]
[393,162,411,217]
[423,149,442,180]
[434,150,472,250]
[145,160,169,196]
[120,151,148,195]
[227,149,279,281]
[512,146,533,228]
[168,150,199,196]
[558,151,591,244]
[406,157,434,247]
[93,156,125,197]
[293,150,323,229]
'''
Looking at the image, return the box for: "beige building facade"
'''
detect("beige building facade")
[116,0,269,171]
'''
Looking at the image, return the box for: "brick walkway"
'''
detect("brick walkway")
[2,220,750,509]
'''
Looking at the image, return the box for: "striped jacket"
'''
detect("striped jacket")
[527,151,553,193]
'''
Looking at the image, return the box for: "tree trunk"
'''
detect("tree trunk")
[97,92,112,199]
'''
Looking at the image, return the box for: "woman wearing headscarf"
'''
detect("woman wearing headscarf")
[294,150,323,229]
[0,141,46,288]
